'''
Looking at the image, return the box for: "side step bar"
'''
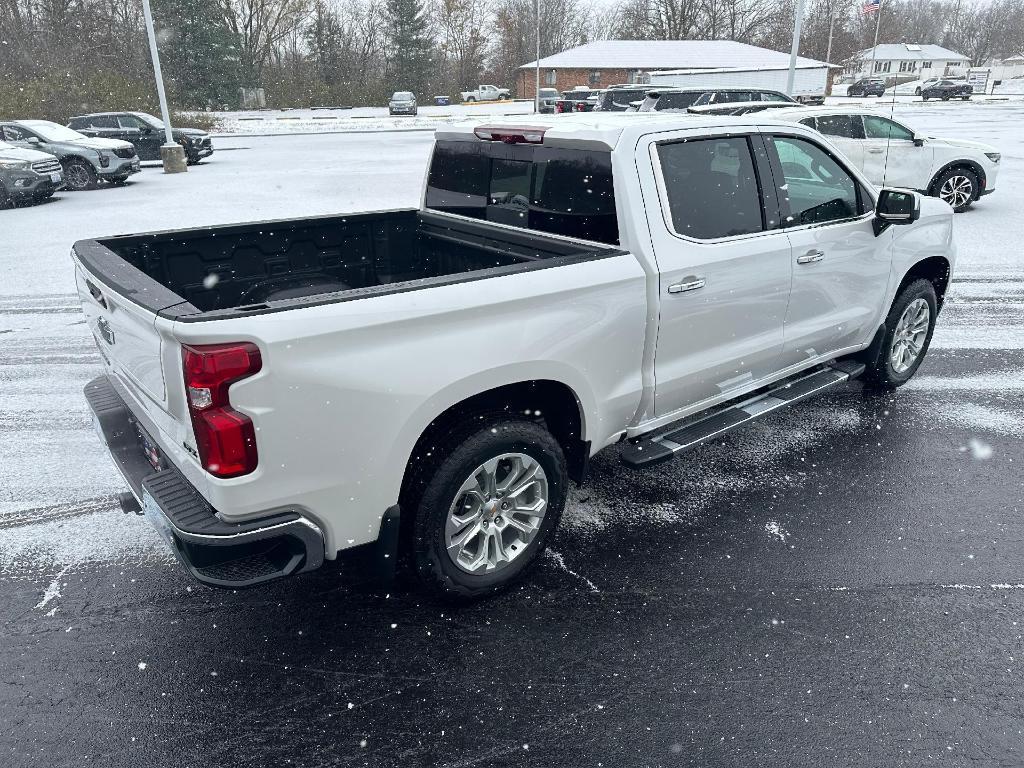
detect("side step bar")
[620,361,866,468]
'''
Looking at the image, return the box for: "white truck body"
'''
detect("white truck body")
[76,113,956,593]
[648,66,828,101]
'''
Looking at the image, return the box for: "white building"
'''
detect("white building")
[845,44,970,83]
[989,54,1024,84]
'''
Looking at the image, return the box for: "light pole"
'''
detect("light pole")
[786,0,807,96]
[534,0,541,113]
[140,0,186,173]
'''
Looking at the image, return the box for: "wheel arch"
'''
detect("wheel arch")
[929,159,986,200]
[398,379,590,512]
[896,255,951,311]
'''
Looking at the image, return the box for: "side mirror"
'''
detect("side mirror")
[874,188,921,235]
[26,136,41,144]
[913,134,925,147]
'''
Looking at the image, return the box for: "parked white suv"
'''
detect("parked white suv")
[77,114,955,599]
[769,106,1000,212]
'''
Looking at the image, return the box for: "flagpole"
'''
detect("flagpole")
[868,0,884,79]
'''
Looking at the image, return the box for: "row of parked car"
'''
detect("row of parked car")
[536,84,818,115]
[846,76,974,100]
[0,112,213,209]
[534,84,1000,214]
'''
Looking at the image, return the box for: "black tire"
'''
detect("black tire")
[962,95,970,100]
[411,419,567,601]
[0,184,12,210]
[922,95,929,101]
[62,158,97,191]
[932,166,978,213]
[863,278,938,391]
[942,95,950,101]
[465,96,475,102]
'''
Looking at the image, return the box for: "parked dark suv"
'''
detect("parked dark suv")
[637,87,795,112]
[921,79,973,101]
[847,78,887,97]
[594,85,657,111]
[67,112,213,164]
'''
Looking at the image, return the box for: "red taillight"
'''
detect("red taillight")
[181,342,262,478]
[574,102,586,112]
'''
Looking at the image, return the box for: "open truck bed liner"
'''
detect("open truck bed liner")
[73,209,622,322]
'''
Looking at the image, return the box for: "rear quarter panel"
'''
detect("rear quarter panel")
[171,254,648,555]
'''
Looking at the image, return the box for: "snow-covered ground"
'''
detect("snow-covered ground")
[210,100,534,135]
[1,101,1022,576]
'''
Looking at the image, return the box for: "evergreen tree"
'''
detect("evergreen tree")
[152,0,242,109]
[385,0,435,97]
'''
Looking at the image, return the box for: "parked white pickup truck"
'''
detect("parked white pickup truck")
[460,84,510,102]
[77,114,955,599]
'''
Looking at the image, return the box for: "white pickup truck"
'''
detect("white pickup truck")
[77,114,955,599]
[460,85,510,102]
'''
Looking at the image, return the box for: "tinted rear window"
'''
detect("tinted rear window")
[653,91,703,110]
[599,89,647,110]
[426,140,618,245]
[815,114,864,139]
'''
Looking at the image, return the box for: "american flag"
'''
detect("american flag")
[861,0,880,13]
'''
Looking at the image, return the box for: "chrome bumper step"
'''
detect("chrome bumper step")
[620,361,866,468]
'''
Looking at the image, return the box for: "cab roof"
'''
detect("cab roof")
[435,112,789,151]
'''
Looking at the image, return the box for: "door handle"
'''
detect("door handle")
[796,250,825,264]
[866,148,885,154]
[668,277,706,294]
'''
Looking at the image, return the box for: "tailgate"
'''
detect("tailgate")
[72,240,201,487]
[76,262,167,405]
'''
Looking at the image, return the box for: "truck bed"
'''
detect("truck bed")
[73,209,620,321]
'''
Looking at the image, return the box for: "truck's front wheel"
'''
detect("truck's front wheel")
[412,419,567,600]
[863,278,938,390]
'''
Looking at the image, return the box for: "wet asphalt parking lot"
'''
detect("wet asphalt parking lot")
[2,101,1024,767]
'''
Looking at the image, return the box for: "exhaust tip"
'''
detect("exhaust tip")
[118,491,142,515]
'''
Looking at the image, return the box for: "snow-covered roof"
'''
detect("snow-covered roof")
[436,112,804,151]
[519,40,826,71]
[854,44,969,62]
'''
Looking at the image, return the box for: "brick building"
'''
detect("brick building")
[517,40,828,99]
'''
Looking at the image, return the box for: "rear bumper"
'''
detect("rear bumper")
[85,374,325,588]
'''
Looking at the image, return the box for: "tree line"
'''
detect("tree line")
[1,0,1022,118]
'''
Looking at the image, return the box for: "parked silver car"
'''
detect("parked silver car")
[389,92,418,116]
[0,140,64,208]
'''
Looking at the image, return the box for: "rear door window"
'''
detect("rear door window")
[657,136,766,239]
[88,116,119,129]
[814,114,865,139]
[655,92,702,110]
[425,141,618,244]
[713,91,754,103]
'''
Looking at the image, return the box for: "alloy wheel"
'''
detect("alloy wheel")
[939,175,973,210]
[890,298,930,374]
[65,163,92,190]
[444,453,548,574]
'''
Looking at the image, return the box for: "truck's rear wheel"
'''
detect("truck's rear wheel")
[863,278,937,391]
[412,419,566,600]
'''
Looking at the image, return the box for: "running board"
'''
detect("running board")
[620,361,866,468]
